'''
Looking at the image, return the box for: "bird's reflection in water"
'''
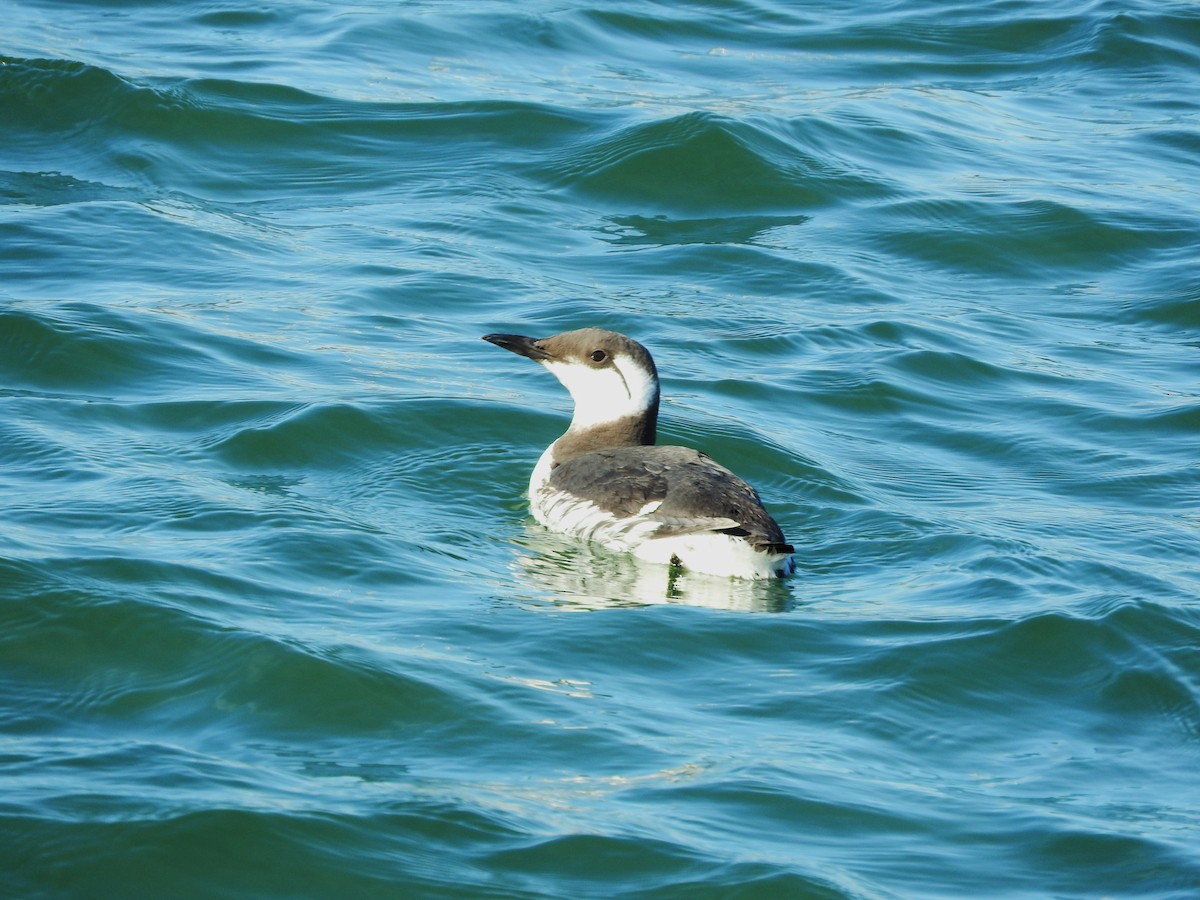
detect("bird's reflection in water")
[508,524,795,613]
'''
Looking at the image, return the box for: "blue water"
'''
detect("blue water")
[3,1,1200,896]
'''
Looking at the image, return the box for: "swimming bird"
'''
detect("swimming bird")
[482,327,795,579]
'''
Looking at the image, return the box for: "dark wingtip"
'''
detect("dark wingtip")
[757,542,794,555]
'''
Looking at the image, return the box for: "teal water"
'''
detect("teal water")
[3,0,1199,896]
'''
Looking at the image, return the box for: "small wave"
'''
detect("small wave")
[869,196,1188,279]
[0,302,311,399]
[542,111,867,215]
[483,831,842,896]
[0,304,201,397]
[0,55,142,139]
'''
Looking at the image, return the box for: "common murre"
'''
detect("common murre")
[483,327,795,580]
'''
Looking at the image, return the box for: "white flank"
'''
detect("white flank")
[631,532,795,580]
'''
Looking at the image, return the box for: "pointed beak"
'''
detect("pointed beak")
[482,333,552,361]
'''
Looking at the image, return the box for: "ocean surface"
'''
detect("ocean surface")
[3,0,1199,896]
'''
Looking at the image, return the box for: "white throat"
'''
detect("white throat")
[543,357,658,431]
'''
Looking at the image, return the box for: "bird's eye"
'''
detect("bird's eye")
[590,349,607,363]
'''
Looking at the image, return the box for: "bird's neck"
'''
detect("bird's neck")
[552,404,658,465]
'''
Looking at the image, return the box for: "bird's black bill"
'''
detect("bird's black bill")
[482,333,552,361]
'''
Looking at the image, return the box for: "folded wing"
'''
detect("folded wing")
[548,445,793,553]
